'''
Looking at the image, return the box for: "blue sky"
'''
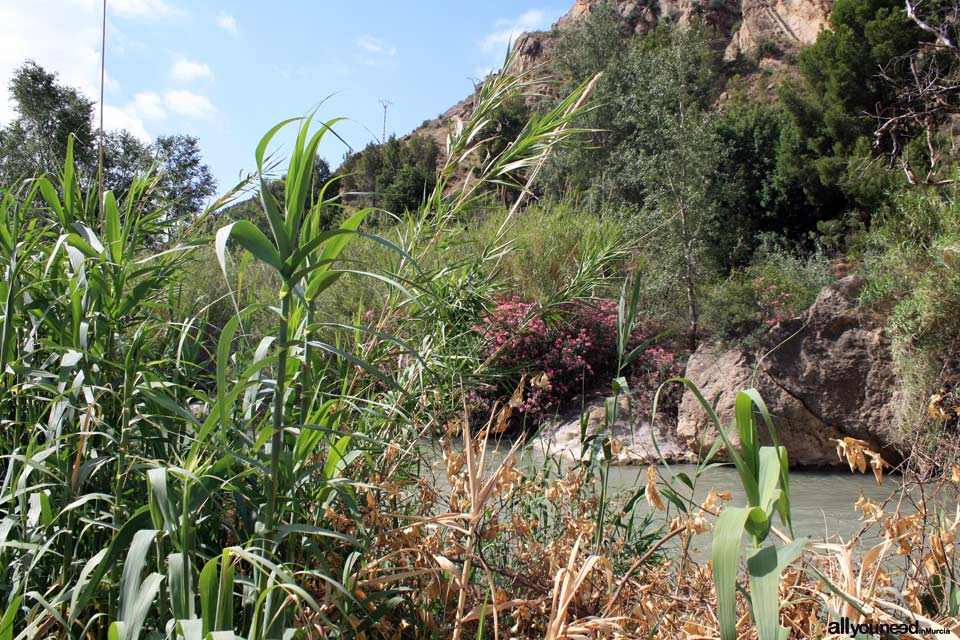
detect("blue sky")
[0,0,570,196]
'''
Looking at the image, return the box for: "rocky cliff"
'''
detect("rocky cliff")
[677,276,902,467]
[409,0,832,151]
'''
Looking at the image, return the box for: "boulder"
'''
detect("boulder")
[535,394,694,464]
[678,275,900,467]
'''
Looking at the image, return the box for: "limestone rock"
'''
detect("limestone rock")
[727,0,832,59]
[407,0,833,165]
[535,394,694,464]
[557,0,830,57]
[678,276,900,467]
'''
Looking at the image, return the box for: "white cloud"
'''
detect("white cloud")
[0,0,185,133]
[92,91,166,142]
[98,104,151,141]
[474,9,552,77]
[109,0,175,18]
[163,89,216,119]
[130,91,165,120]
[0,2,101,124]
[479,9,550,53]
[216,12,238,36]
[170,58,213,82]
[356,35,396,58]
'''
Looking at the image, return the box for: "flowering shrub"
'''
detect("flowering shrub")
[754,277,804,328]
[703,249,831,343]
[472,297,684,422]
[631,345,686,414]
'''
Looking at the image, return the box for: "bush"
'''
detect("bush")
[862,181,960,450]
[471,297,684,421]
[339,134,439,212]
[702,240,832,344]
[464,199,626,301]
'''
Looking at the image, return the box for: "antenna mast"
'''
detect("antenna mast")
[378,99,392,143]
[97,0,107,230]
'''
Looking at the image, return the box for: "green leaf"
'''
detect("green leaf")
[215,221,282,276]
[712,506,755,640]
[104,191,122,262]
[119,573,164,640]
[746,538,806,640]
[168,552,194,620]
[735,391,758,480]
[0,593,21,640]
[119,529,161,621]
[216,314,241,433]
[254,118,299,257]
[199,551,234,635]
[72,507,153,622]
[176,619,203,640]
[63,134,76,216]
[757,446,784,516]
[322,435,354,481]
[147,467,178,541]
[38,178,66,224]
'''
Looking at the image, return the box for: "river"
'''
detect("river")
[420,439,931,557]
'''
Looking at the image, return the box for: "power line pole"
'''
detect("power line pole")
[378,99,392,143]
[97,0,107,233]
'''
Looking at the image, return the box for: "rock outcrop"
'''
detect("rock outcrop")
[555,0,831,59]
[677,276,901,467]
[727,0,832,58]
[534,395,695,464]
[406,0,833,151]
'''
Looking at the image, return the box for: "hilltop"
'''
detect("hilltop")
[409,0,833,151]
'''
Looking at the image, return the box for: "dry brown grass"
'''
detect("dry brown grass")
[298,418,960,639]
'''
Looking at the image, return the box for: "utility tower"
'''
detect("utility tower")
[378,99,393,143]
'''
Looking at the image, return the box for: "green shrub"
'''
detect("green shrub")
[702,240,832,344]
[862,182,960,446]
[339,134,439,212]
[463,199,627,302]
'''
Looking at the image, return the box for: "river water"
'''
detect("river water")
[605,462,898,557]
[421,440,924,556]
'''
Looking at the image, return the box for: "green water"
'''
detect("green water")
[422,440,918,556]
[604,462,899,557]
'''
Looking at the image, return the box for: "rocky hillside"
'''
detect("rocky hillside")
[411,0,832,150]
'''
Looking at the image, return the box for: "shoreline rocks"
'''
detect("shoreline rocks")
[533,395,695,464]
[678,275,901,467]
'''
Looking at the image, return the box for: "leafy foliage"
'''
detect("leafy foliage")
[0,61,216,217]
[339,134,439,212]
[778,0,921,212]
[0,60,96,181]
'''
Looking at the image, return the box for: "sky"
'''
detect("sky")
[0,0,570,196]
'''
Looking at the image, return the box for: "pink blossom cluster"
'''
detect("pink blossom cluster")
[631,346,685,412]
[754,277,802,328]
[471,297,685,421]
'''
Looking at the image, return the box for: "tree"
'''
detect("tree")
[551,0,631,87]
[778,0,922,210]
[604,25,724,348]
[152,135,217,220]
[875,0,960,184]
[0,61,95,183]
[0,62,218,222]
[339,134,438,212]
[632,113,722,351]
[101,130,152,200]
[705,105,814,270]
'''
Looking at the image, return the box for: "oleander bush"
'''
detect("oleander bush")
[471,296,684,422]
[703,241,832,344]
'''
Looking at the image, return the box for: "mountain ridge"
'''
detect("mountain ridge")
[407,0,833,151]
